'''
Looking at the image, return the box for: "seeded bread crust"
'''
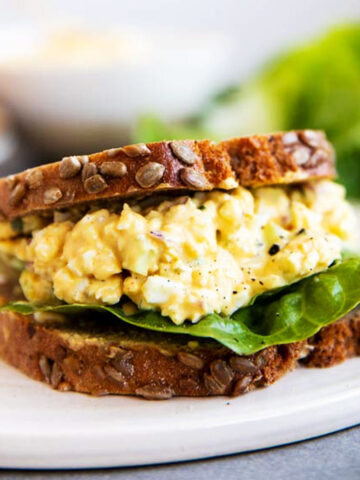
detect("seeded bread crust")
[0,130,335,220]
[0,308,358,399]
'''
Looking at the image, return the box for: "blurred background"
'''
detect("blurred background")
[0,0,359,195]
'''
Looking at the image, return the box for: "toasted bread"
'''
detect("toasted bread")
[0,130,334,220]
[0,307,358,398]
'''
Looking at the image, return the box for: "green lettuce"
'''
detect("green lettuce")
[2,258,360,355]
[133,24,360,197]
[203,24,360,197]
[133,114,207,144]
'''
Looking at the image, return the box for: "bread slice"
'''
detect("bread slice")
[0,307,358,399]
[0,130,335,220]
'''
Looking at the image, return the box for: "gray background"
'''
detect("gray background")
[1,425,360,480]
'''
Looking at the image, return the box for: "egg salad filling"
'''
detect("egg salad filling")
[0,180,356,325]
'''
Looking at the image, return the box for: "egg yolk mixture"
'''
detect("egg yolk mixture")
[0,180,356,324]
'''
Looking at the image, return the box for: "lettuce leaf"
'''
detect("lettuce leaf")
[132,25,360,198]
[2,258,360,355]
[202,24,360,198]
[133,115,207,144]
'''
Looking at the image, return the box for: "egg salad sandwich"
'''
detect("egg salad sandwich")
[0,130,359,399]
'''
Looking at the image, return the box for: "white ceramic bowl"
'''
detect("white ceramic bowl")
[0,24,231,155]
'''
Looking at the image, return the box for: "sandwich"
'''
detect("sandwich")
[0,130,359,399]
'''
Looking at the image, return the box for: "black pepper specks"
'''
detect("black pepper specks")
[268,244,280,255]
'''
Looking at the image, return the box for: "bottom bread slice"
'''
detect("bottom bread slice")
[0,308,359,399]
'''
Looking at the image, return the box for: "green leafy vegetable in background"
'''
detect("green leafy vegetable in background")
[3,258,360,355]
[204,24,360,198]
[133,115,207,144]
[134,24,360,198]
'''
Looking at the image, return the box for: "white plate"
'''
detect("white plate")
[1,357,360,469]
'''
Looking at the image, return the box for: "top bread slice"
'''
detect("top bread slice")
[0,130,335,220]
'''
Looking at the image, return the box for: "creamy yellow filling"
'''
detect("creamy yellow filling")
[0,180,357,324]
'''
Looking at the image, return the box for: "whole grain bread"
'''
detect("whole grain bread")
[0,307,358,399]
[0,130,335,220]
